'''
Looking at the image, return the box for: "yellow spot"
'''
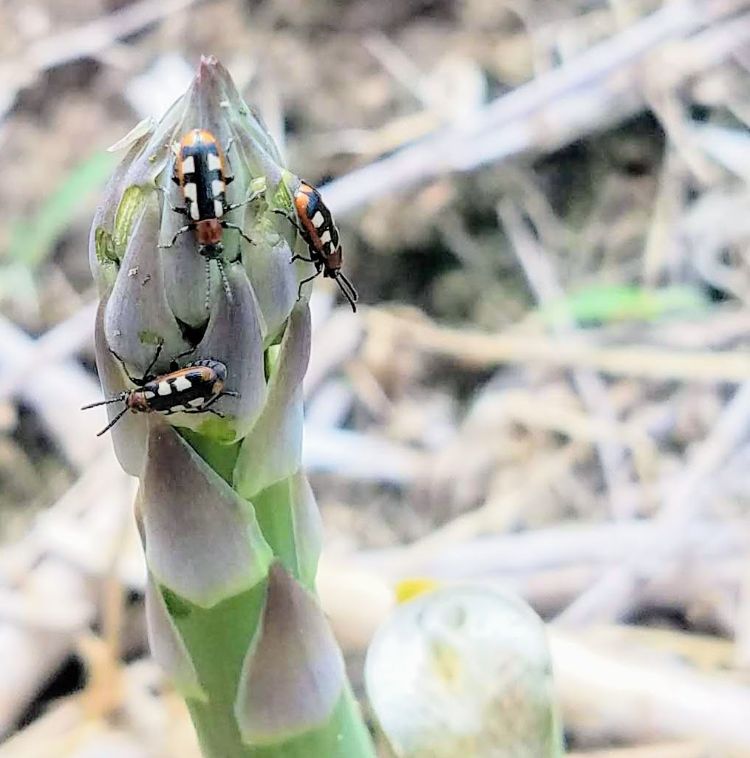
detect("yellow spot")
[429,639,463,688]
[395,577,441,604]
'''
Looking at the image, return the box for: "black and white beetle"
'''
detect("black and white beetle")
[275,180,358,312]
[159,128,258,308]
[82,341,237,436]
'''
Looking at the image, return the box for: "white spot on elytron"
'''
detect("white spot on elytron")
[181,156,195,174]
[214,199,224,217]
[207,153,222,171]
[184,183,199,220]
[166,404,185,413]
[157,382,172,396]
[312,211,325,228]
[188,397,205,407]
[320,230,332,245]
[212,179,224,197]
[143,390,155,399]
[173,376,192,392]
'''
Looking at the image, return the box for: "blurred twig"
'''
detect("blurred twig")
[0,453,136,737]
[322,0,750,215]
[0,312,104,468]
[551,629,750,749]
[499,197,639,520]
[557,380,750,625]
[0,0,208,122]
[366,309,750,384]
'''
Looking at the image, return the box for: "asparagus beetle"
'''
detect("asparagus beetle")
[82,341,237,436]
[275,180,358,312]
[159,129,258,308]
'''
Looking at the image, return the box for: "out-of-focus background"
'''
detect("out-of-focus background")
[0,0,749,755]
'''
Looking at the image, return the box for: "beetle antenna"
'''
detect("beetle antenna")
[215,259,234,305]
[204,258,212,313]
[334,272,358,312]
[81,394,126,410]
[95,406,130,437]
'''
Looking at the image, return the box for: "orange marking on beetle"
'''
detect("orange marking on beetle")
[181,128,218,148]
[294,190,323,249]
[165,365,214,382]
[175,129,227,187]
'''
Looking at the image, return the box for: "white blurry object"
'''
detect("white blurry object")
[125,55,194,119]
[365,585,563,757]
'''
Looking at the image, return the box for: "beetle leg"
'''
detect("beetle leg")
[108,348,138,384]
[183,407,226,418]
[155,185,187,216]
[142,340,165,380]
[182,404,225,418]
[109,342,162,386]
[297,268,322,300]
[272,209,305,237]
[159,224,193,249]
[220,221,254,247]
[224,188,263,212]
[290,253,315,264]
[168,344,199,371]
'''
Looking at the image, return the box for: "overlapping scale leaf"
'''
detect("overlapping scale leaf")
[104,193,190,372]
[183,265,267,440]
[233,303,310,498]
[140,419,272,607]
[93,299,147,477]
[145,573,206,701]
[234,563,345,745]
[88,124,157,282]
[243,236,298,343]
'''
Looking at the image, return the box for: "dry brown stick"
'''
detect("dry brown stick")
[367,310,750,384]
[355,518,749,582]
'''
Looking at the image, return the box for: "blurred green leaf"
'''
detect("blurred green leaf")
[8,150,119,269]
[0,263,38,308]
[538,284,708,326]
